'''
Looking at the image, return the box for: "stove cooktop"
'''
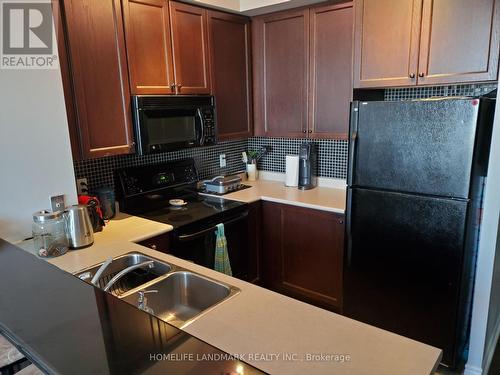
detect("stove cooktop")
[135,192,247,228]
[115,159,248,228]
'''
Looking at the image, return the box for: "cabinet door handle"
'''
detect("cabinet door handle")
[177,83,182,89]
[302,130,307,134]
[418,73,424,78]
[308,130,312,134]
[409,73,415,79]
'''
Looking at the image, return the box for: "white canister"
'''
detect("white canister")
[247,163,258,181]
[285,155,299,187]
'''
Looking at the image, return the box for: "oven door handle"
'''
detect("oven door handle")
[196,108,205,146]
[177,212,249,242]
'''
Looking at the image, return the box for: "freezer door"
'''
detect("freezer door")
[350,99,479,198]
[344,187,468,366]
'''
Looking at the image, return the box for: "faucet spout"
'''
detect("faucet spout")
[90,257,113,286]
[103,260,154,292]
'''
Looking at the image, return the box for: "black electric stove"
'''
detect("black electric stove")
[116,159,251,280]
[136,193,246,228]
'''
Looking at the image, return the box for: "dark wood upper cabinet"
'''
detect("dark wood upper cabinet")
[354,0,500,88]
[253,9,310,138]
[122,0,175,95]
[52,0,81,160]
[417,0,500,85]
[253,5,354,139]
[61,0,134,159]
[353,0,422,88]
[169,1,211,94]
[309,2,353,139]
[208,10,252,140]
[261,202,345,312]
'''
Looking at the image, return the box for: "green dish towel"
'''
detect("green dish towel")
[214,223,232,276]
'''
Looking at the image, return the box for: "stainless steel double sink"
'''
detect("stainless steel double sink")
[75,253,240,328]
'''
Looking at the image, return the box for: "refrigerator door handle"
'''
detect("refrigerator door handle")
[348,102,359,186]
[345,188,353,267]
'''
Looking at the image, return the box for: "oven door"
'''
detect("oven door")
[169,211,249,281]
[134,107,203,154]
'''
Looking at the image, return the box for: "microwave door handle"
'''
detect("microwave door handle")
[177,212,249,242]
[196,108,205,146]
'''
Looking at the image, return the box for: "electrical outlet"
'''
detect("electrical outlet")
[219,154,226,168]
[76,178,88,195]
[50,195,66,212]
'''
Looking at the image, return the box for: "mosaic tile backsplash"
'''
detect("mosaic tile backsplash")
[74,140,248,193]
[248,137,348,179]
[384,83,497,101]
[74,138,348,193]
[74,83,497,193]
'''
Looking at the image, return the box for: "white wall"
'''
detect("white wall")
[0,67,77,243]
[465,85,500,375]
[484,221,500,373]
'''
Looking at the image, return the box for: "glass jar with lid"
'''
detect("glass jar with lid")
[32,210,69,257]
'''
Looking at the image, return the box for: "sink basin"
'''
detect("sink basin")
[75,253,171,296]
[121,271,240,328]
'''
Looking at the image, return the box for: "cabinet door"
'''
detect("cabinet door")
[253,9,309,137]
[353,0,422,88]
[417,0,500,85]
[309,2,353,139]
[137,233,170,253]
[62,0,134,158]
[169,1,211,94]
[262,202,344,311]
[53,0,81,160]
[122,0,175,94]
[208,11,252,140]
[247,202,262,285]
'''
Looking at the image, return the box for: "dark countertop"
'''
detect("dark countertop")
[0,239,264,375]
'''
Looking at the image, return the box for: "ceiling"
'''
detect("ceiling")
[187,0,330,15]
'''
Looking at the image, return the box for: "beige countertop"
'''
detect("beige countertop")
[17,211,441,375]
[18,212,173,268]
[14,178,440,374]
[201,175,347,214]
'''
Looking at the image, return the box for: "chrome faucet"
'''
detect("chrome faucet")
[103,260,155,292]
[137,289,158,314]
[90,257,113,286]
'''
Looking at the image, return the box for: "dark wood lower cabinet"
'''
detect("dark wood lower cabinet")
[247,201,262,285]
[138,233,170,253]
[261,201,344,312]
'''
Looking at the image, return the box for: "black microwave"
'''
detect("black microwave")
[132,95,217,155]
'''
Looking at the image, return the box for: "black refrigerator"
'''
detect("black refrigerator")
[344,96,496,368]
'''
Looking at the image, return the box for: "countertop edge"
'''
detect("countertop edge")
[259,195,346,213]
